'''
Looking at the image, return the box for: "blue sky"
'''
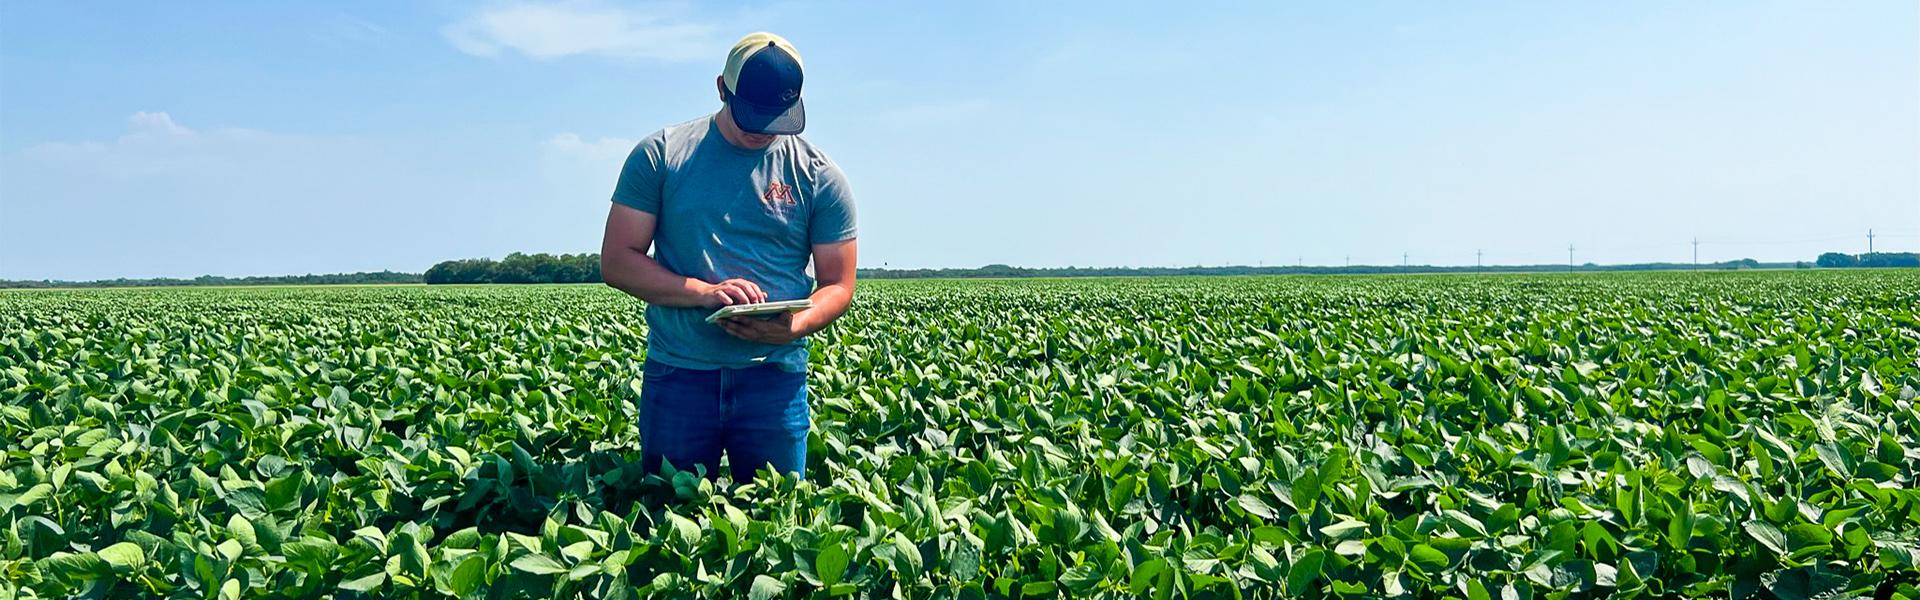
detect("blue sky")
[1,1,1915,280]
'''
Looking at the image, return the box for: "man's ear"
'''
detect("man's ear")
[716,76,729,102]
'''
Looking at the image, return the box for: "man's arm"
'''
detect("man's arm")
[795,239,857,335]
[717,239,856,343]
[601,203,766,308]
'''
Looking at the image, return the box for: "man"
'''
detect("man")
[600,32,857,480]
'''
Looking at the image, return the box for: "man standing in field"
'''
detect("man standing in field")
[600,32,857,480]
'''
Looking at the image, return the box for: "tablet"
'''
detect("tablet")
[704,299,814,324]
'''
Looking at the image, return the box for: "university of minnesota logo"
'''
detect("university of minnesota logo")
[762,181,796,207]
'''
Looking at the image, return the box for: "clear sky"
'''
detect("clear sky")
[1,1,1915,280]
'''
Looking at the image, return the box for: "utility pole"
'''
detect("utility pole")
[1568,244,1575,270]
[1403,252,1409,268]
[1869,229,1876,255]
[1476,249,1483,268]
[1345,255,1350,267]
[1692,237,1699,266]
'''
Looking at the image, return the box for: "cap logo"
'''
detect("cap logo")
[781,89,799,102]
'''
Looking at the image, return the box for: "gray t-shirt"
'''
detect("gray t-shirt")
[611,115,857,372]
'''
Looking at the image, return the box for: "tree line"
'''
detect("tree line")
[1815,252,1920,268]
[423,253,602,284]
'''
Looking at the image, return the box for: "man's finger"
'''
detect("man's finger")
[721,279,764,302]
[737,284,766,304]
[732,279,767,303]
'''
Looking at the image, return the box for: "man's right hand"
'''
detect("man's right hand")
[699,279,768,307]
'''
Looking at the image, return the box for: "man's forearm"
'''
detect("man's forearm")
[795,282,854,335]
[603,250,709,308]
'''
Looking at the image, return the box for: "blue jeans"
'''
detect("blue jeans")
[637,358,810,480]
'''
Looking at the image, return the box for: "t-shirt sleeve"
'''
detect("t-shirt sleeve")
[808,158,857,244]
[610,133,667,214]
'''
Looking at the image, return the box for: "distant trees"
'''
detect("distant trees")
[1816,252,1918,268]
[1860,252,1920,268]
[423,253,602,284]
[1817,253,1858,268]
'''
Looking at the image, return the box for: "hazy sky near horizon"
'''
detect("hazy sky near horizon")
[2,1,1915,280]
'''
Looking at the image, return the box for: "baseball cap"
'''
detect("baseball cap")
[722,32,805,135]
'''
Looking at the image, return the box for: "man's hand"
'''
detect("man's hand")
[718,312,803,345]
[699,279,768,307]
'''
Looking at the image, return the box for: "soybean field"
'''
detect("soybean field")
[3,271,1919,599]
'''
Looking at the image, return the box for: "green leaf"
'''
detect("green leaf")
[1409,544,1450,573]
[1021,581,1058,596]
[450,555,486,597]
[1785,524,1833,559]
[340,569,385,592]
[748,575,786,600]
[817,542,850,587]
[97,542,145,573]
[227,513,257,549]
[1,483,52,513]
[281,539,340,568]
[1444,510,1488,538]
[1487,504,1520,533]
[511,554,568,575]
[1814,443,1852,478]
[1290,469,1322,509]
[1060,563,1103,592]
[1319,519,1368,540]
[1237,494,1277,520]
[665,512,700,549]
[1467,578,1492,600]
[264,472,304,511]
[890,532,922,580]
[1130,557,1169,596]
[37,551,105,581]
[1287,549,1326,595]
[1745,521,1789,557]
[224,488,269,519]
[215,538,243,562]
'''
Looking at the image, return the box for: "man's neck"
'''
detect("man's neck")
[714,106,777,150]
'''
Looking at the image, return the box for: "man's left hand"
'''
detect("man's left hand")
[718,312,804,345]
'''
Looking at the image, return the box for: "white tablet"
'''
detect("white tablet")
[703,299,814,324]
